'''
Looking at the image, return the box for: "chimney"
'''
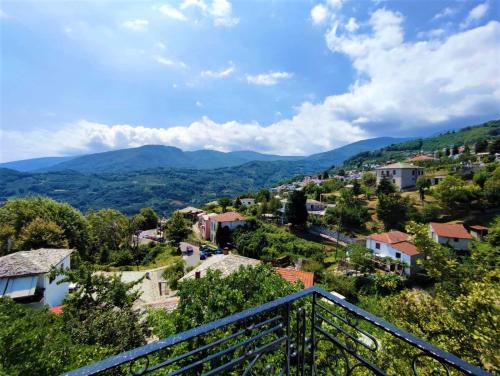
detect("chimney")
[195,271,201,279]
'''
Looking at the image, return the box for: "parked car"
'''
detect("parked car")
[215,248,223,255]
[199,251,206,260]
[186,245,193,254]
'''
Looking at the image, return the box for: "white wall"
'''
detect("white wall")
[42,255,71,307]
[430,230,470,251]
[366,239,416,276]
[210,220,247,243]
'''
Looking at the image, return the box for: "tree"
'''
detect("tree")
[132,207,159,231]
[452,145,459,155]
[445,147,450,156]
[348,244,374,273]
[256,189,271,203]
[474,139,488,153]
[161,259,186,290]
[376,193,413,231]
[432,175,478,211]
[54,263,148,354]
[322,171,329,180]
[86,208,130,263]
[324,190,369,231]
[415,176,430,201]
[473,169,490,189]
[165,211,191,246]
[269,197,282,215]
[0,197,89,257]
[488,138,500,154]
[17,218,69,250]
[233,197,242,209]
[215,222,232,247]
[217,197,232,212]
[285,190,308,226]
[484,165,500,205]
[352,180,361,196]
[376,177,396,195]
[361,172,376,188]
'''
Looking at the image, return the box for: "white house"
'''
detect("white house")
[375,163,424,190]
[366,231,420,276]
[429,222,472,251]
[210,212,248,243]
[0,248,73,307]
[306,199,326,212]
[239,198,255,207]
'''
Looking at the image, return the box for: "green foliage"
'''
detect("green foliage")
[0,298,112,376]
[217,197,232,212]
[348,243,374,273]
[161,259,186,290]
[376,193,414,231]
[256,188,271,202]
[132,207,159,231]
[285,190,308,226]
[215,222,232,247]
[361,172,376,187]
[56,263,148,353]
[376,177,396,195]
[484,165,500,205]
[420,203,441,222]
[415,176,430,201]
[431,175,479,211]
[0,197,89,257]
[86,208,130,263]
[165,211,191,246]
[234,222,324,261]
[324,190,369,231]
[473,169,490,188]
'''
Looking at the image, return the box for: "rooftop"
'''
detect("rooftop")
[0,248,74,278]
[179,254,260,281]
[213,212,247,222]
[390,241,419,256]
[178,206,204,214]
[376,162,423,169]
[275,268,314,288]
[408,155,437,162]
[430,222,472,239]
[368,230,409,244]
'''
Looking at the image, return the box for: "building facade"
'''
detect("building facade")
[429,222,472,251]
[210,212,248,243]
[375,163,424,190]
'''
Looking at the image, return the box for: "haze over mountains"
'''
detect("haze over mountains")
[0,137,407,173]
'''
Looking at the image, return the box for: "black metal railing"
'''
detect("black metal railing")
[63,287,489,376]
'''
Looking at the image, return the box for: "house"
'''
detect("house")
[239,198,255,207]
[469,225,488,240]
[0,248,73,307]
[178,207,204,221]
[366,231,420,276]
[429,222,472,251]
[430,175,446,185]
[179,254,260,281]
[306,199,326,212]
[198,213,217,240]
[275,268,314,288]
[210,212,248,243]
[375,162,425,190]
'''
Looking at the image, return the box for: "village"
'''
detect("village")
[1,142,497,318]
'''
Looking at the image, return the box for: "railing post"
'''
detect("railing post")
[284,302,291,376]
[310,292,316,376]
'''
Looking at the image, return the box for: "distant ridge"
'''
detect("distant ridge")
[0,137,407,173]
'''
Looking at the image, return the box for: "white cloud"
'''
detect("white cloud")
[196,101,203,107]
[122,19,149,31]
[345,17,359,33]
[153,56,187,69]
[246,71,293,85]
[156,42,166,49]
[326,0,343,9]
[159,4,187,21]
[461,2,489,29]
[417,28,445,39]
[168,0,239,27]
[433,6,457,20]
[311,4,329,25]
[201,62,235,78]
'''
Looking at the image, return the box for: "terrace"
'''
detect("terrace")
[64,287,488,376]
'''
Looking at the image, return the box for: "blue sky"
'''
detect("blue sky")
[1,0,499,162]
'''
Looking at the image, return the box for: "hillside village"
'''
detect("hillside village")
[0,121,499,374]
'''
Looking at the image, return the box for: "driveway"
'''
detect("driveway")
[180,242,203,269]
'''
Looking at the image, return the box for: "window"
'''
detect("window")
[395,252,401,259]
[159,282,168,296]
[375,242,380,249]
[412,170,415,175]
[454,238,459,242]
[393,170,396,175]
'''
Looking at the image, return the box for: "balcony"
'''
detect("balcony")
[63,287,488,376]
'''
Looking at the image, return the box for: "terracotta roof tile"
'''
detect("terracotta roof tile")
[391,241,419,256]
[430,223,472,239]
[469,225,488,231]
[368,231,409,244]
[213,212,247,222]
[275,268,314,288]
[409,155,436,161]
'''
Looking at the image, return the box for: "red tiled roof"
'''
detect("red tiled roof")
[430,223,472,239]
[275,268,314,288]
[368,231,409,244]
[409,155,436,161]
[49,306,63,314]
[469,225,488,231]
[213,212,247,222]
[391,241,419,256]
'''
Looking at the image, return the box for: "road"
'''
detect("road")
[179,242,203,269]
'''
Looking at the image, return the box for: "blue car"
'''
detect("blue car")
[215,248,223,255]
[199,251,206,260]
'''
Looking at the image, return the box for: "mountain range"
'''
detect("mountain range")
[0,137,406,173]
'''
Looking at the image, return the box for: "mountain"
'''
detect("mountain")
[0,156,75,172]
[32,145,302,173]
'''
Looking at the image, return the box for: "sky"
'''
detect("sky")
[0,0,499,162]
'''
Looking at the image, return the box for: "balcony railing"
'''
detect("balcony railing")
[63,287,489,376]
